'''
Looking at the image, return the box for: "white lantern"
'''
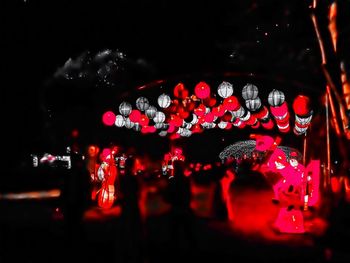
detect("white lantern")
[218,121,228,129]
[136,97,150,111]
[124,118,134,129]
[268,89,285,107]
[240,111,251,121]
[119,102,132,116]
[114,115,125,127]
[231,106,245,118]
[181,129,192,137]
[217,81,234,98]
[145,106,157,119]
[153,111,166,123]
[189,114,198,125]
[158,93,171,108]
[295,114,312,125]
[159,131,167,137]
[133,123,141,132]
[242,83,258,100]
[245,97,261,111]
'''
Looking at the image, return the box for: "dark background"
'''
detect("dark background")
[3,0,350,168]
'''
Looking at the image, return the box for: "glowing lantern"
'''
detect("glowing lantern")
[173,82,185,98]
[102,111,116,126]
[139,115,149,126]
[277,122,290,133]
[251,121,260,129]
[242,83,258,100]
[154,123,168,130]
[225,122,233,130]
[194,81,211,99]
[270,101,288,118]
[240,111,251,122]
[136,97,150,111]
[158,93,171,108]
[119,102,132,117]
[129,109,141,123]
[169,114,183,127]
[233,118,246,128]
[217,81,234,98]
[218,121,228,129]
[153,111,166,123]
[133,123,141,132]
[261,118,274,129]
[194,104,206,117]
[114,115,125,127]
[204,97,217,107]
[245,97,262,111]
[245,115,257,126]
[293,95,311,116]
[145,106,157,119]
[204,112,215,123]
[254,106,269,119]
[231,106,245,118]
[125,118,134,129]
[212,105,226,117]
[268,89,285,107]
[295,114,312,125]
[159,131,167,137]
[187,113,198,124]
[222,111,233,122]
[223,96,240,111]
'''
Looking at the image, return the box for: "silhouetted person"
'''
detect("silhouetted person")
[115,157,143,263]
[167,161,195,259]
[60,151,91,260]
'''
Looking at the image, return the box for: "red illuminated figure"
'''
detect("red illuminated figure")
[96,147,119,209]
[162,147,185,178]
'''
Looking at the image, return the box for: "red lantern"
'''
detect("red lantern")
[102,111,116,126]
[174,82,185,98]
[139,114,149,126]
[222,111,233,122]
[129,109,141,123]
[194,104,206,117]
[261,119,274,130]
[223,96,240,111]
[204,112,215,123]
[270,101,288,118]
[293,95,311,117]
[204,97,216,107]
[194,81,211,99]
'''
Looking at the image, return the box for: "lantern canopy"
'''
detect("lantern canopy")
[217,81,234,98]
[242,83,259,100]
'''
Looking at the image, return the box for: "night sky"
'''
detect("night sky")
[3,0,350,169]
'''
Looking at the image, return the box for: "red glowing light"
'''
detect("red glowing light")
[223,96,240,111]
[129,109,141,122]
[293,95,311,116]
[102,111,116,126]
[194,81,211,99]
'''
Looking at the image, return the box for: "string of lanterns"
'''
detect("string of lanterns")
[102,81,313,138]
